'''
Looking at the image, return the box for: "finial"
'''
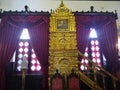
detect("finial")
[0,9,2,18]
[24,5,29,13]
[115,10,117,14]
[115,10,118,19]
[71,69,74,73]
[51,9,52,13]
[90,6,94,12]
[0,9,2,12]
[60,0,64,7]
[56,69,59,74]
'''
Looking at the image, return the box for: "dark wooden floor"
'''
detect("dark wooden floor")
[6,74,43,90]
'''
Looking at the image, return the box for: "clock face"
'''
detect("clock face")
[57,19,68,30]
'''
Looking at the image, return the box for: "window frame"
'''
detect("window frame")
[15,39,41,74]
[88,38,104,68]
[80,29,104,71]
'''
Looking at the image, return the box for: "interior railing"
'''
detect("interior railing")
[78,51,118,90]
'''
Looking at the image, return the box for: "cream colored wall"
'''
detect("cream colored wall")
[0,0,120,23]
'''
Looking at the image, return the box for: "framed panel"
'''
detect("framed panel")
[50,70,65,90]
[67,70,80,90]
[57,19,69,31]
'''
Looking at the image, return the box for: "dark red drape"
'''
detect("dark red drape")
[76,16,91,61]
[0,15,50,90]
[75,15,118,74]
[0,16,23,90]
[28,16,49,89]
[96,17,118,73]
[9,15,50,89]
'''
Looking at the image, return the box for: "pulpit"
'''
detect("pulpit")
[48,1,79,90]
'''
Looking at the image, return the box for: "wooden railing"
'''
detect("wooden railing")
[78,51,118,90]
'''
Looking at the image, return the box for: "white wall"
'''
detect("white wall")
[0,0,120,23]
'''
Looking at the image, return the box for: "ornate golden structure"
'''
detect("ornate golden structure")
[49,2,78,76]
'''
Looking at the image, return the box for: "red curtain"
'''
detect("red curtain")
[75,15,118,74]
[76,16,91,61]
[9,15,50,89]
[96,17,118,73]
[0,15,50,90]
[0,16,23,90]
[28,16,49,89]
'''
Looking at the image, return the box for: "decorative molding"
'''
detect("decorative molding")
[0,5,50,18]
[0,5,118,19]
[74,6,118,19]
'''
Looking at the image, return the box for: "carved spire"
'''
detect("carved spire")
[59,0,64,7]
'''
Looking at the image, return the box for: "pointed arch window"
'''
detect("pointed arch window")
[80,28,103,70]
[15,28,41,72]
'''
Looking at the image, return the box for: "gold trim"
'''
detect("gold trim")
[49,1,78,76]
